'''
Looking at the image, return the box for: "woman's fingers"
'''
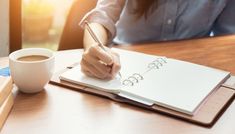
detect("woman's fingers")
[81,44,121,79]
[89,45,113,65]
[81,58,112,79]
[81,67,94,78]
[83,51,112,75]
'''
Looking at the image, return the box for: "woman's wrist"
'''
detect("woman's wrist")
[83,22,109,51]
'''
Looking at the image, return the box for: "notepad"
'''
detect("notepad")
[60,49,230,115]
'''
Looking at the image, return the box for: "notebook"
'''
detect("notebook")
[0,76,13,107]
[0,76,13,130]
[59,48,230,115]
[0,93,14,130]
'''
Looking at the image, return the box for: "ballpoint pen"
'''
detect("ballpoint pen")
[84,21,122,78]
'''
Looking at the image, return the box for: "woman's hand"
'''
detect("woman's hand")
[80,44,121,79]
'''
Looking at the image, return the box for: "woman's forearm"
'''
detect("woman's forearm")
[83,23,109,50]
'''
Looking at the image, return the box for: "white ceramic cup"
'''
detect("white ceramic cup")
[9,48,55,93]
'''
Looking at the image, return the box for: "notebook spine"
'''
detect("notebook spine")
[122,57,167,86]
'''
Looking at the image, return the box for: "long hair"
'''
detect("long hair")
[131,0,158,19]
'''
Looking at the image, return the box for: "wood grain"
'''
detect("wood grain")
[117,35,235,75]
[1,35,235,134]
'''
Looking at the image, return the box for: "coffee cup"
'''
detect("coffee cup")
[9,48,55,93]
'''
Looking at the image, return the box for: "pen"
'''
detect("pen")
[84,21,122,78]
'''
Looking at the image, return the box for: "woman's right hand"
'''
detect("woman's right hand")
[80,44,121,80]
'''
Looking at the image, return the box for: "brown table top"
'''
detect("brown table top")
[1,35,235,134]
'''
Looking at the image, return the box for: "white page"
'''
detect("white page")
[122,59,230,114]
[60,48,230,115]
[60,49,162,92]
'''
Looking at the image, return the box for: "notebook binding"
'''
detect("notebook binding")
[122,57,167,86]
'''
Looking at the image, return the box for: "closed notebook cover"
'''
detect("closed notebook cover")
[59,49,230,115]
[0,77,13,107]
[0,93,14,130]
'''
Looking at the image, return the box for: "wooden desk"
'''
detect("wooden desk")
[1,35,235,134]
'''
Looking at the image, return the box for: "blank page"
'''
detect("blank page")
[122,58,230,115]
[60,49,230,115]
[60,49,161,92]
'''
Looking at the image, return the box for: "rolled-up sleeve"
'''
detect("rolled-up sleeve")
[213,0,235,36]
[80,0,126,39]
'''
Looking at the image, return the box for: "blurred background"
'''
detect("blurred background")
[22,0,75,50]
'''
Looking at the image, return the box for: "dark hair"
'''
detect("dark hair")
[132,0,158,19]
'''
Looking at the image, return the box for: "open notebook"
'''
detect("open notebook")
[60,49,230,115]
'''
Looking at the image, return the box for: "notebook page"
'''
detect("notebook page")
[60,49,162,92]
[122,58,230,114]
[60,48,230,114]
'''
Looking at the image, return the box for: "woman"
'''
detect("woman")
[80,0,235,79]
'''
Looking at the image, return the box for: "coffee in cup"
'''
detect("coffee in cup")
[9,48,55,93]
[17,55,49,62]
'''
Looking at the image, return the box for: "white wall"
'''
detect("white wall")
[0,0,9,57]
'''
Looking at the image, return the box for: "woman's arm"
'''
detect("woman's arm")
[81,22,121,79]
[80,0,126,45]
[80,0,125,79]
[83,22,108,50]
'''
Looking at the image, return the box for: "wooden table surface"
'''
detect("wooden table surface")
[1,35,235,134]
